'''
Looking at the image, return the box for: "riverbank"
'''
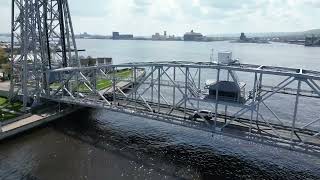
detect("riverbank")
[0,81,80,141]
[0,103,80,140]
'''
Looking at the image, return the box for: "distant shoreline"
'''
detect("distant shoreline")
[75,37,230,42]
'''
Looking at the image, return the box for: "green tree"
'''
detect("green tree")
[1,63,11,80]
[0,48,8,64]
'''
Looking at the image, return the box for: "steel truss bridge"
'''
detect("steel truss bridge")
[8,0,320,155]
[42,61,320,155]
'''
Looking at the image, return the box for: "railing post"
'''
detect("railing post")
[291,79,302,143]
[256,73,263,122]
[173,67,176,107]
[224,70,230,123]
[197,67,201,110]
[184,67,189,118]
[112,66,116,105]
[214,69,220,131]
[93,69,97,104]
[151,66,154,102]
[250,72,258,134]
[45,71,50,97]
[134,67,137,110]
[158,67,161,113]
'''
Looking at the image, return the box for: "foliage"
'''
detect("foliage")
[0,48,8,65]
[0,97,22,122]
[1,63,11,80]
[0,97,23,111]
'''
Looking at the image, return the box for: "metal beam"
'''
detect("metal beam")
[291,80,301,142]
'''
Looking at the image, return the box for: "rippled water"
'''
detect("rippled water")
[1,39,320,179]
[1,109,320,179]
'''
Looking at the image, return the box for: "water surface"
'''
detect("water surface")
[1,39,320,179]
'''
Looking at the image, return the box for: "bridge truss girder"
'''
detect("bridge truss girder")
[46,62,320,155]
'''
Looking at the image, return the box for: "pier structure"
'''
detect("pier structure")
[5,0,320,155]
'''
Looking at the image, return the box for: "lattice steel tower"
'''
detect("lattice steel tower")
[10,0,79,110]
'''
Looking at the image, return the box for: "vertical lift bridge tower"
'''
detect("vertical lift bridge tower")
[10,0,79,110]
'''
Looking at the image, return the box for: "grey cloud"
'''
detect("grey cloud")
[0,1,10,6]
[304,0,320,8]
[69,0,108,17]
[177,0,260,22]
[133,0,152,7]
[132,0,152,14]
[200,0,260,10]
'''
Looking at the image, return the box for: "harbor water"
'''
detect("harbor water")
[1,39,320,179]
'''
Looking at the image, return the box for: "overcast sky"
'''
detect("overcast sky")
[1,0,320,36]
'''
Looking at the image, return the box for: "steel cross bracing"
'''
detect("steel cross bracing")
[10,0,79,110]
[44,62,320,155]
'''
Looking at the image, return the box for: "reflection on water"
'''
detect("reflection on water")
[1,109,319,180]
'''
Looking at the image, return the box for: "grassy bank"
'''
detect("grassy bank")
[0,97,23,122]
[51,68,133,93]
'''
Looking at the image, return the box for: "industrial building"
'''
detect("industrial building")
[80,57,113,67]
[112,32,133,40]
[152,32,167,41]
[183,30,203,41]
[152,31,182,41]
[305,35,320,46]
